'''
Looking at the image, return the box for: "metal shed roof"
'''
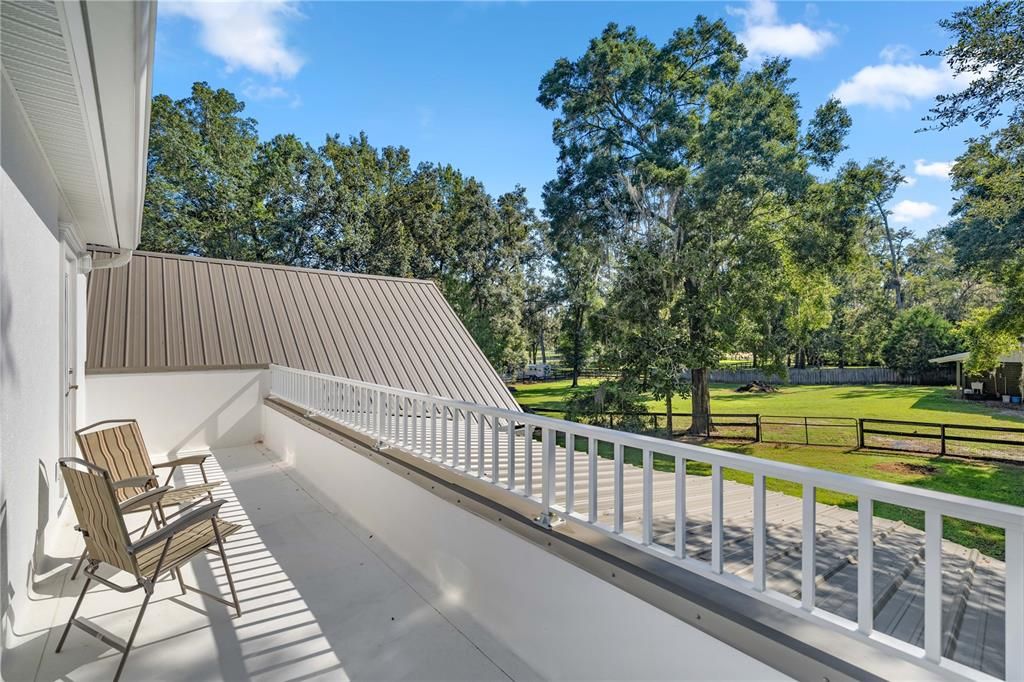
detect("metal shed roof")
[85,251,520,411]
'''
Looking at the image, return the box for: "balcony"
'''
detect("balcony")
[7,364,1024,681]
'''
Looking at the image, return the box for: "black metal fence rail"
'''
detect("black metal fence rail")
[525,408,1024,463]
[859,418,1024,460]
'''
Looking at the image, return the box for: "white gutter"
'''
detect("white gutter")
[81,248,133,274]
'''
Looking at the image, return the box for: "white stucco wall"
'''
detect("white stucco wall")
[1,74,66,670]
[86,369,269,456]
[262,406,789,681]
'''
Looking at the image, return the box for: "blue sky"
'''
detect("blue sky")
[154,1,983,234]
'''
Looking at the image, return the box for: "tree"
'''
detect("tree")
[142,82,261,258]
[881,307,958,377]
[840,159,912,312]
[538,20,853,433]
[928,0,1024,372]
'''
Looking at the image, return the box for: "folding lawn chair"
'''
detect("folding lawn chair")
[70,419,224,579]
[56,458,241,682]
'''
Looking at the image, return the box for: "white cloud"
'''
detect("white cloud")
[890,200,937,224]
[833,63,959,110]
[731,0,836,59]
[879,44,914,63]
[914,159,954,179]
[162,1,304,79]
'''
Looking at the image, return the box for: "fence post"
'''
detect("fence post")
[755,414,762,443]
[858,418,865,449]
[804,417,810,445]
[940,424,947,455]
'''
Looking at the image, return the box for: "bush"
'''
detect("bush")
[563,380,647,431]
[882,307,959,377]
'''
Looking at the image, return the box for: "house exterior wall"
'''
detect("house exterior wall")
[1,74,68,667]
[85,369,269,455]
[262,405,789,682]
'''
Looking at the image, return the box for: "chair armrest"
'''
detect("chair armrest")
[152,454,210,469]
[113,475,157,490]
[130,500,226,554]
[119,486,171,513]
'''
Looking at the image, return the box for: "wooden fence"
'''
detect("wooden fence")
[526,408,1024,463]
[681,366,955,386]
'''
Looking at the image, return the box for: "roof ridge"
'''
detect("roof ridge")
[88,247,438,286]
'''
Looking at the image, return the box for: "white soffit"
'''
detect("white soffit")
[0,0,155,249]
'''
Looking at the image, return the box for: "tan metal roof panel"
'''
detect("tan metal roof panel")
[85,250,520,411]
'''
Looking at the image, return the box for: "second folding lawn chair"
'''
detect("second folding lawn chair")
[56,457,241,682]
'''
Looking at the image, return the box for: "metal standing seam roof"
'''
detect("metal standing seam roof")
[85,250,521,411]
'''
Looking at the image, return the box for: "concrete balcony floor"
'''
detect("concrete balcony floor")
[5,445,535,681]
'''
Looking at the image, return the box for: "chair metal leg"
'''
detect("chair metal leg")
[113,582,154,682]
[174,567,187,595]
[56,574,93,652]
[212,521,241,617]
[70,550,87,581]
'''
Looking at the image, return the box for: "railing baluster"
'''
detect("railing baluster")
[1007,528,1024,682]
[613,442,624,534]
[711,463,723,573]
[491,415,500,482]
[924,510,942,662]
[465,411,473,474]
[431,401,438,459]
[452,409,461,468]
[477,413,485,477]
[753,472,766,591]
[506,418,515,490]
[566,433,575,515]
[802,485,816,610]
[675,456,686,559]
[588,437,598,524]
[642,448,653,545]
[857,496,873,634]
[524,425,533,497]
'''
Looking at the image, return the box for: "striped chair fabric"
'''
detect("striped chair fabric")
[60,464,138,574]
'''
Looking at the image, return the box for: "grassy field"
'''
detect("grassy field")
[513,378,1024,426]
[513,379,1024,557]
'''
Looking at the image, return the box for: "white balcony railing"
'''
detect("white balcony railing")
[268,364,1024,680]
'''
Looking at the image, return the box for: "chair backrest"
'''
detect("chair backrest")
[75,420,154,502]
[59,458,138,576]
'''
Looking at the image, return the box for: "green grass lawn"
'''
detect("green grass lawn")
[516,380,1024,558]
[513,378,1024,427]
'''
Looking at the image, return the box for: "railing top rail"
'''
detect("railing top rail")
[270,364,1024,530]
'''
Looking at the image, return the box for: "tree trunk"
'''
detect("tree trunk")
[540,328,547,364]
[689,368,711,436]
[665,393,674,438]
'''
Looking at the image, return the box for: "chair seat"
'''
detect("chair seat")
[160,481,222,506]
[134,518,241,576]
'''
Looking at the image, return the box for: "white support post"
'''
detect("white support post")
[613,442,624,534]
[477,413,485,477]
[491,416,499,482]
[924,510,942,663]
[642,449,653,546]
[1006,528,1024,682]
[524,425,534,497]
[858,497,874,634]
[675,456,686,559]
[464,411,472,472]
[802,486,816,611]
[753,473,766,591]
[542,427,555,525]
[565,433,575,514]
[711,464,723,573]
[452,409,461,468]
[506,419,515,490]
[588,437,598,524]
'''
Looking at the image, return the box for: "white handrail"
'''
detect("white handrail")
[268,364,1023,680]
